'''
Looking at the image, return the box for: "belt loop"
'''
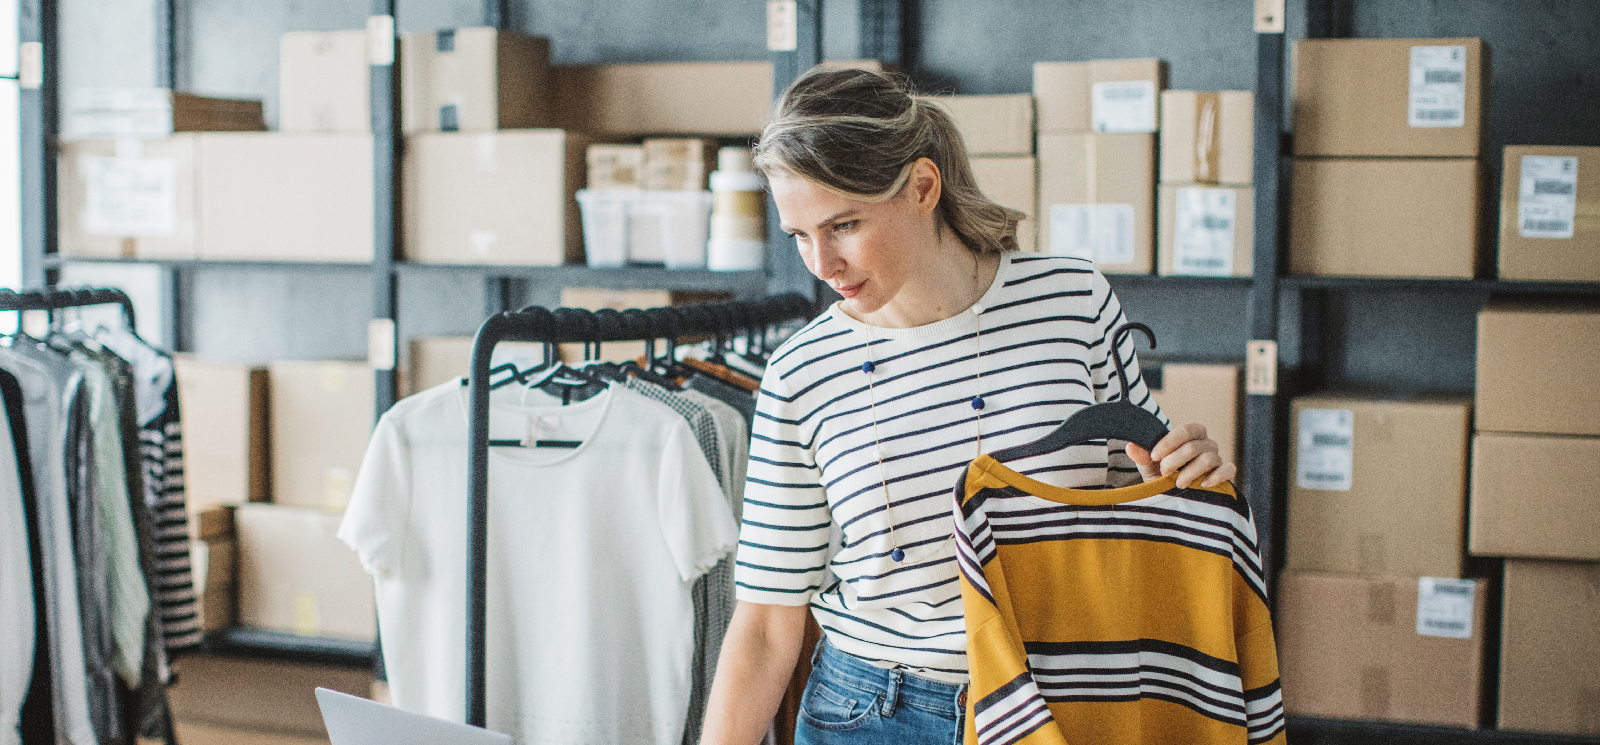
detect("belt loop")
[811,637,825,666]
[882,668,903,717]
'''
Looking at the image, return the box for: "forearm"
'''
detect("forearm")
[699,601,811,745]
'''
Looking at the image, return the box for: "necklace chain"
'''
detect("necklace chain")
[864,307,983,565]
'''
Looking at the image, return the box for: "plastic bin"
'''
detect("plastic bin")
[575,189,714,269]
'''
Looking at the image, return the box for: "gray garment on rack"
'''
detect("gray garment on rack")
[0,340,100,745]
[685,375,756,430]
[0,385,33,745]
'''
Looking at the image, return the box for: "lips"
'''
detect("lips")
[835,280,865,299]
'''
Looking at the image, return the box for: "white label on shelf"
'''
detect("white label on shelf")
[83,156,176,237]
[767,0,798,51]
[367,318,396,371]
[366,15,396,66]
[19,42,42,89]
[1518,155,1579,239]
[1408,45,1467,128]
[1416,577,1476,639]
[1091,80,1157,133]
[1296,408,1353,491]
[1173,187,1236,276]
[1246,340,1277,396]
[1049,203,1135,266]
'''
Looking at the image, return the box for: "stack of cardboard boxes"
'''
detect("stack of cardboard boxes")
[175,358,377,644]
[1471,303,1600,736]
[1277,393,1485,727]
[1032,58,1164,271]
[926,94,1038,251]
[1289,38,1487,279]
[1157,91,1254,277]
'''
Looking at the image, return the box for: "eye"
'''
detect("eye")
[834,221,858,233]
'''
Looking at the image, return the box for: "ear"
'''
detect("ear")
[907,157,942,216]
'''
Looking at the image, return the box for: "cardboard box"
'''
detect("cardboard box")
[1033,58,1165,134]
[1293,38,1485,157]
[192,537,236,633]
[554,61,772,136]
[188,505,235,542]
[280,30,369,133]
[63,88,265,138]
[642,138,718,191]
[1289,157,1480,279]
[1157,184,1254,277]
[558,288,730,364]
[924,95,1034,156]
[401,28,552,133]
[196,133,373,262]
[1287,393,1472,578]
[168,652,373,736]
[173,723,329,745]
[1277,572,1486,728]
[1145,362,1241,464]
[587,144,644,190]
[1499,559,1600,735]
[1476,302,1600,436]
[1159,91,1253,185]
[1498,146,1600,282]
[1036,132,1154,273]
[406,337,548,397]
[235,504,375,641]
[970,156,1036,252]
[57,134,200,259]
[404,130,588,266]
[268,361,374,510]
[198,584,234,634]
[1469,433,1600,561]
[177,359,269,507]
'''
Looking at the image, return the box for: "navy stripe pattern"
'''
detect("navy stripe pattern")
[733,255,1165,674]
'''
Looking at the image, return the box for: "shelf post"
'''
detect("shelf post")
[857,0,910,68]
[1244,0,1288,579]
[370,3,400,418]
[19,0,57,288]
[765,0,824,300]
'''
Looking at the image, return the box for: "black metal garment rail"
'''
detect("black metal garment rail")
[463,293,814,728]
[0,286,137,328]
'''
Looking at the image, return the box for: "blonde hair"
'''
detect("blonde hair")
[753,67,1025,254]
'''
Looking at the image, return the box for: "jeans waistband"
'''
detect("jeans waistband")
[811,638,966,718]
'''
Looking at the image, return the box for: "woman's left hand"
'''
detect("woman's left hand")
[1125,422,1236,488]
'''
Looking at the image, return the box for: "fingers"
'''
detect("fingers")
[1124,442,1153,466]
[1156,438,1219,477]
[1201,462,1238,489]
[1174,451,1226,489]
[1150,422,1207,461]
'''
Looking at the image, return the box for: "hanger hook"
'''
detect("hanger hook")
[1109,322,1156,404]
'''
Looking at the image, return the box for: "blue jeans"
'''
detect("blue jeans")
[794,639,968,745]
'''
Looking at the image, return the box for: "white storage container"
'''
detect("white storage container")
[575,189,713,269]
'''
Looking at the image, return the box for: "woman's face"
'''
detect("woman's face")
[768,159,940,318]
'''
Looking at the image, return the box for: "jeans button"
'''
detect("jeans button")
[957,690,968,707]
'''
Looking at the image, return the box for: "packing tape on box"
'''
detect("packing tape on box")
[1360,667,1391,718]
[325,467,352,510]
[1193,91,1220,184]
[1358,533,1388,575]
[294,591,320,637]
[1366,581,1396,624]
[1580,687,1600,735]
[319,363,347,392]
[1083,135,1099,204]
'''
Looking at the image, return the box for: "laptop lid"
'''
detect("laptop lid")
[315,688,514,745]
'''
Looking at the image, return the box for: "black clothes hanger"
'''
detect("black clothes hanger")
[989,322,1169,463]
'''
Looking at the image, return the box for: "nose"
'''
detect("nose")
[806,234,846,282]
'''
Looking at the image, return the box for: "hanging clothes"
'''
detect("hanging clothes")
[0,382,35,745]
[340,380,737,745]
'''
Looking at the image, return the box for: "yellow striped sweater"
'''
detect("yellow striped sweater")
[955,455,1286,745]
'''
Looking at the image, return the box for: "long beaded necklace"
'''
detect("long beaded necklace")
[861,256,989,564]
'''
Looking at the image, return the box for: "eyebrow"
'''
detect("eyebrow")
[780,209,862,234]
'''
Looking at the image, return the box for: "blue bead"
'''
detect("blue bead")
[862,361,876,374]
[971,396,986,410]
[890,548,906,563]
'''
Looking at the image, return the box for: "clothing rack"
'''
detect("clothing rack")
[463,293,815,728]
[0,286,138,328]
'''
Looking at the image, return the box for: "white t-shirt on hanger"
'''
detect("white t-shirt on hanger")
[339,380,736,745]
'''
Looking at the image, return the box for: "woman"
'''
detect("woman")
[701,67,1237,745]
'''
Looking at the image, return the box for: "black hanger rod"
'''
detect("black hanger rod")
[0,286,137,329]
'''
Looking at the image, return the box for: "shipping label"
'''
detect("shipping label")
[83,156,177,237]
[1091,80,1157,133]
[1296,408,1353,491]
[1408,45,1468,128]
[1416,577,1476,639]
[1050,203,1135,266]
[1172,187,1236,276]
[1518,155,1579,239]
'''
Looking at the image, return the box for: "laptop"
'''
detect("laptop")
[315,688,514,745]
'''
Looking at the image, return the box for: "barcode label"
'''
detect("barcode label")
[1416,578,1477,639]
[1296,408,1353,491]
[1091,80,1157,133]
[1519,155,1578,239]
[1171,187,1236,276]
[1409,45,1467,128]
[1049,203,1136,266]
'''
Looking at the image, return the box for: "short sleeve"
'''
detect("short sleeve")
[733,372,832,606]
[338,412,412,579]
[657,415,737,583]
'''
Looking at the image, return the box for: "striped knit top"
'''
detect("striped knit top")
[734,254,1166,678]
[954,455,1284,745]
